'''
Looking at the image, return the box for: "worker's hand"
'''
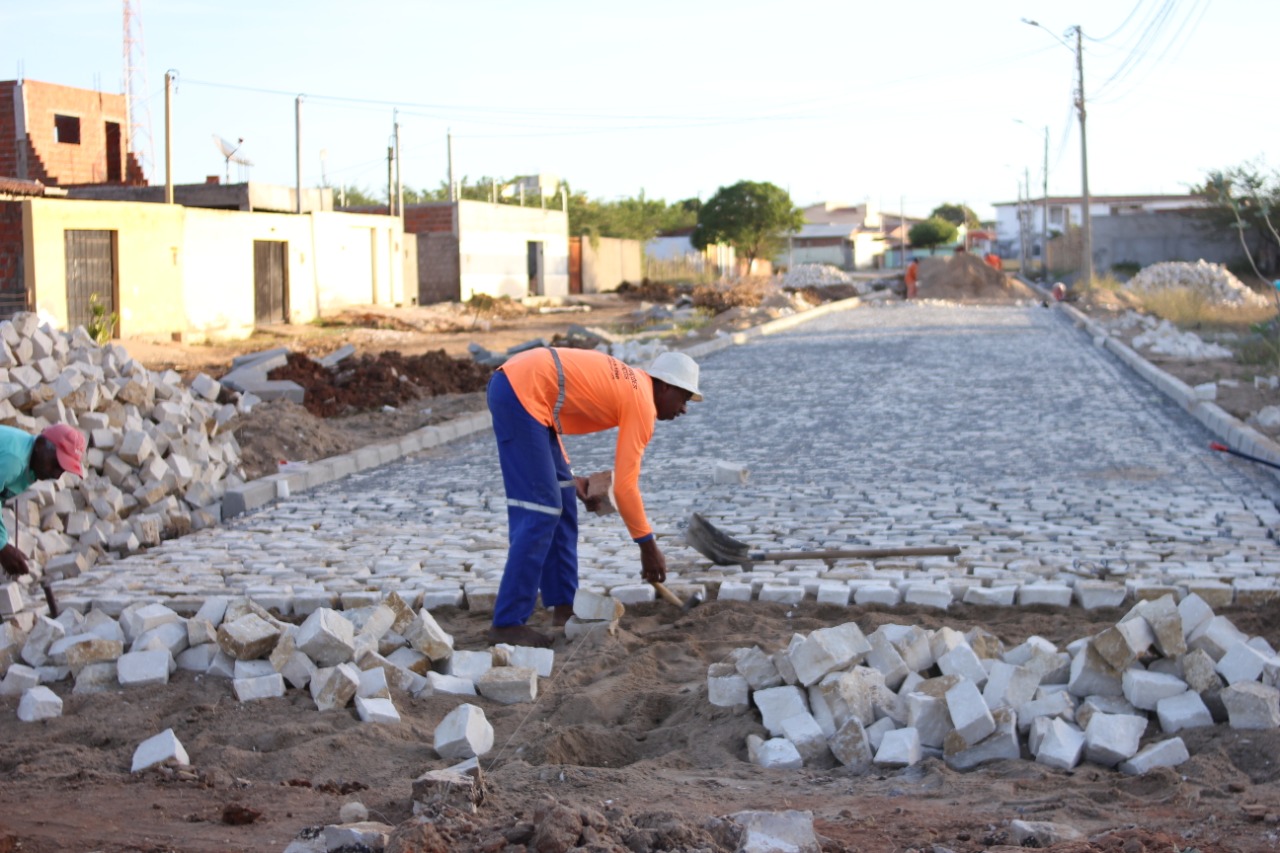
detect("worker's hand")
[573,476,602,513]
[0,544,29,577]
[638,538,667,584]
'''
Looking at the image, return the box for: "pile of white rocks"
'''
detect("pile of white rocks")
[709,592,1277,775]
[0,312,254,587]
[1130,317,1234,360]
[782,264,854,287]
[1,588,557,725]
[1128,260,1270,307]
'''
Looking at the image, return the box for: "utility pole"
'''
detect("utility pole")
[163,69,173,204]
[1041,125,1049,281]
[1074,25,1093,285]
[295,95,303,214]
[386,146,394,217]
[446,129,454,202]
[394,111,403,220]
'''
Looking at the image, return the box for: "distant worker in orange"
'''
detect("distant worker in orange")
[904,257,919,300]
[984,251,1003,271]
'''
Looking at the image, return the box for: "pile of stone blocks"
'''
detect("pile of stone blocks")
[711,592,1279,775]
[0,313,258,589]
[0,590,550,726]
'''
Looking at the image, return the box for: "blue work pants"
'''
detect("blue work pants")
[487,371,578,627]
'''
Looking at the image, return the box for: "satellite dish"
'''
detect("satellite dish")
[212,134,254,184]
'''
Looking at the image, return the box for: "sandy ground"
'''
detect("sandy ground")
[5,285,1280,851]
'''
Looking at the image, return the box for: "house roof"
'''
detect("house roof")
[0,176,49,197]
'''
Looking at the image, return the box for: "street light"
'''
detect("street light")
[1024,18,1092,285]
[1014,119,1050,281]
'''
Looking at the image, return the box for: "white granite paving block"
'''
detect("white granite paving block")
[1189,615,1249,661]
[131,728,189,772]
[982,661,1040,712]
[747,735,804,769]
[963,585,1016,606]
[852,583,900,606]
[829,717,873,769]
[789,623,870,687]
[216,613,280,661]
[1177,593,1214,639]
[905,683,956,749]
[732,646,783,691]
[945,708,1021,771]
[874,726,922,767]
[1119,737,1190,775]
[21,616,66,668]
[16,685,62,721]
[355,695,401,724]
[1221,682,1280,729]
[1121,668,1188,711]
[357,667,390,699]
[62,637,123,675]
[132,622,189,658]
[434,703,494,759]
[420,671,477,697]
[1016,689,1077,734]
[475,666,537,704]
[902,583,951,609]
[608,584,655,605]
[310,663,360,712]
[1156,691,1214,734]
[779,712,830,765]
[446,649,493,682]
[294,608,355,667]
[707,662,750,709]
[937,643,987,687]
[1128,595,1186,657]
[1083,712,1148,767]
[753,685,809,737]
[117,650,172,687]
[1032,717,1085,770]
[1216,642,1274,685]
[946,679,996,746]
[716,582,754,601]
[1092,618,1154,671]
[1067,645,1124,698]
[758,583,805,605]
[404,609,454,661]
[176,644,217,673]
[499,644,554,678]
[233,672,286,702]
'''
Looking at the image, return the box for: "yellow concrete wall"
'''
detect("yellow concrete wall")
[24,200,407,343]
[24,198,187,337]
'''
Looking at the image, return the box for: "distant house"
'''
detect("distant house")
[645,227,735,281]
[781,200,893,271]
[991,193,1236,271]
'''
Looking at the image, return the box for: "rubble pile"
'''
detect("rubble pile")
[712,593,1274,775]
[0,313,252,584]
[1127,260,1270,307]
[1130,317,1235,360]
[782,264,854,287]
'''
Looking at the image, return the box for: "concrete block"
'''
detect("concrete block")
[16,685,62,722]
[572,588,623,622]
[1222,681,1280,729]
[863,631,909,690]
[310,663,360,712]
[874,726,922,767]
[789,623,871,687]
[233,673,286,702]
[731,646,783,691]
[295,608,355,667]
[447,649,493,682]
[434,703,494,759]
[1119,737,1190,775]
[905,687,954,749]
[944,708,1021,771]
[1188,614,1247,661]
[1156,690,1214,734]
[707,662,750,710]
[1033,717,1085,771]
[1122,668,1188,711]
[1018,584,1073,607]
[1075,581,1126,609]
[499,644,554,678]
[355,695,401,724]
[475,666,537,704]
[357,667,390,699]
[1067,644,1124,698]
[404,609,454,661]
[754,684,809,737]
[779,712,830,766]
[1216,641,1274,685]
[1093,618,1154,671]
[117,650,172,687]
[216,613,280,660]
[937,643,987,687]
[946,678,996,746]
[131,728,189,773]
[829,717,873,770]
[420,671,477,697]
[983,661,1040,712]
[1083,712,1148,767]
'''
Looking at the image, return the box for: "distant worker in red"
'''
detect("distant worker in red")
[904,257,920,300]
[486,347,703,647]
[984,251,1003,271]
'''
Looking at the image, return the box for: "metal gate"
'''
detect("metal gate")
[64,230,117,334]
[253,240,288,325]
[568,236,582,294]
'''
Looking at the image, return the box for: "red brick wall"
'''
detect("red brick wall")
[0,202,26,304]
[403,204,455,234]
[2,80,131,185]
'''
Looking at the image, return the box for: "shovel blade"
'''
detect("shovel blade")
[685,512,752,566]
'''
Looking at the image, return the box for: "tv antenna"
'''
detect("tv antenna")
[212,134,253,184]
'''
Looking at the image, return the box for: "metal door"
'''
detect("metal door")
[64,230,117,334]
[253,240,288,325]
[527,240,544,297]
[568,237,582,294]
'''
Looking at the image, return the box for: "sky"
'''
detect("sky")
[7,0,1276,221]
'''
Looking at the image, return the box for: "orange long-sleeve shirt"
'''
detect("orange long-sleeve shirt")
[500,347,657,540]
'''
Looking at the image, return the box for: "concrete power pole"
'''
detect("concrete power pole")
[1041,125,1049,281]
[1074,25,1093,285]
[295,95,303,214]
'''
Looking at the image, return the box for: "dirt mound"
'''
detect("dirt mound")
[917,253,1038,301]
[269,350,493,418]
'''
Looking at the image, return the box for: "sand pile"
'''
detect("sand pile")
[916,254,1036,302]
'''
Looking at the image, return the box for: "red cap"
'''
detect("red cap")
[41,424,85,477]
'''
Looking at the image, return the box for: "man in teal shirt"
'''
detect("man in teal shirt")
[0,424,85,577]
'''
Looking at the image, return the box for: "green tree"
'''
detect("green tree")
[930,203,980,228]
[332,184,381,207]
[691,181,804,272]
[1192,163,1280,276]
[909,217,959,254]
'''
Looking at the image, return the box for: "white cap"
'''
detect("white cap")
[646,351,703,401]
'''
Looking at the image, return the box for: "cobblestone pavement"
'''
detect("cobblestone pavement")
[57,302,1280,617]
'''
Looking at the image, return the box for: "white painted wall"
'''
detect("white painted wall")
[456,200,568,301]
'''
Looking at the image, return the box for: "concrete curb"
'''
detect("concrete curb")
[1029,279,1280,484]
[221,296,867,519]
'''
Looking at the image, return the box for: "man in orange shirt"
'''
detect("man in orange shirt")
[904,258,919,299]
[487,347,702,647]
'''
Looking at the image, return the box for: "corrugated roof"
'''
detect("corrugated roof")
[0,177,47,197]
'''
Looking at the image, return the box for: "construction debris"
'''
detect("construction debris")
[1127,260,1270,307]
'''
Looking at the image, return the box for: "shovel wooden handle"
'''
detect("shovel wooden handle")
[651,581,685,608]
[748,545,961,562]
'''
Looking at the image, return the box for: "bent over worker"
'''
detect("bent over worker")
[0,424,86,577]
[486,347,702,648]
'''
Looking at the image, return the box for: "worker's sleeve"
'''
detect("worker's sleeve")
[612,414,655,541]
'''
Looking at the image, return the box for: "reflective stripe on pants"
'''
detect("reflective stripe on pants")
[488,370,579,628]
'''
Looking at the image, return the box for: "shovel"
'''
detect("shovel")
[685,512,960,567]
[1209,442,1280,471]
